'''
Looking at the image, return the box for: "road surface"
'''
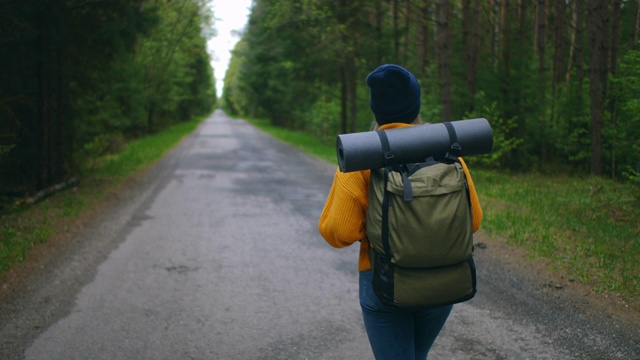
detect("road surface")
[1,110,639,359]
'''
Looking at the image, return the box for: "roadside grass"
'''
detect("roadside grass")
[474,170,640,302]
[0,115,207,273]
[246,116,640,305]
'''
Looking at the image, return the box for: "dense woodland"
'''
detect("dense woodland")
[223,0,640,182]
[2,0,639,203]
[0,0,216,197]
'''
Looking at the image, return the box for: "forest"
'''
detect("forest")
[2,0,640,203]
[0,0,216,199]
[223,0,640,183]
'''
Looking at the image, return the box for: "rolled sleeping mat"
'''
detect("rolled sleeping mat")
[336,118,493,172]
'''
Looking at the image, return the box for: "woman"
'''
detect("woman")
[318,64,483,360]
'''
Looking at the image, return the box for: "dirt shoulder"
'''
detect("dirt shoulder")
[475,230,640,331]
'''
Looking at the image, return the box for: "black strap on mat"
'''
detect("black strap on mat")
[443,122,462,158]
[376,130,413,201]
[376,130,394,166]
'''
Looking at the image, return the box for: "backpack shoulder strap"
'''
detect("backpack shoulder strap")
[375,130,394,262]
[380,166,392,262]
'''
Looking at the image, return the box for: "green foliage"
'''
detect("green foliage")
[610,47,640,183]
[227,0,640,183]
[476,169,640,299]
[465,94,524,168]
[132,0,216,133]
[221,40,246,116]
[232,0,319,126]
[228,0,383,132]
[306,88,343,142]
[418,64,444,123]
[624,165,640,184]
[0,0,216,195]
[0,114,206,273]
[0,219,52,272]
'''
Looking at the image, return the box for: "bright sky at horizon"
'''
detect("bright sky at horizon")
[207,1,253,97]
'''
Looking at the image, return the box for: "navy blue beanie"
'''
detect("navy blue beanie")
[366,64,421,125]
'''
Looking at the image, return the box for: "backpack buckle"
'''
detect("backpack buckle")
[449,143,462,157]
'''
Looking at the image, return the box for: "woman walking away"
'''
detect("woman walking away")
[318,64,483,360]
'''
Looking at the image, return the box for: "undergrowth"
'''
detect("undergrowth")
[0,115,207,273]
[474,170,640,302]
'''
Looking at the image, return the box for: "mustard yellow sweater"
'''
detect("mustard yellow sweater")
[318,123,483,271]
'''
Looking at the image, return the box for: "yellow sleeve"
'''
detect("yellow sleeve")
[459,158,483,232]
[318,168,370,248]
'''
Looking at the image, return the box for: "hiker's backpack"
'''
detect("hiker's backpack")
[366,126,477,308]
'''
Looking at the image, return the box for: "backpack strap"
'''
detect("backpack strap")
[375,130,394,263]
[381,166,393,263]
[377,130,413,201]
[376,130,394,166]
[401,172,412,201]
[443,122,462,159]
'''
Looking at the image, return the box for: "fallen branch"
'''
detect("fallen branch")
[14,177,80,207]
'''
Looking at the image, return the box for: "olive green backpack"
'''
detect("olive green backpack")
[366,128,477,308]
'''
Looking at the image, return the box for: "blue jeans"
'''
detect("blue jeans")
[359,270,453,360]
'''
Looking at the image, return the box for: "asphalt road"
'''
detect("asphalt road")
[1,110,639,359]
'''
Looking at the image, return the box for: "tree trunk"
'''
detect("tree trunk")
[552,1,567,85]
[632,0,640,49]
[518,0,528,47]
[336,0,349,134]
[436,0,452,121]
[610,0,621,76]
[567,0,585,81]
[348,64,357,133]
[343,52,358,133]
[391,0,400,61]
[147,101,156,134]
[550,0,567,135]
[462,0,480,111]
[463,0,471,92]
[373,1,385,65]
[416,0,431,77]
[587,0,609,176]
[36,2,66,190]
[609,0,622,177]
[472,0,481,86]
[536,0,547,86]
[37,27,52,189]
[535,0,548,163]
[340,63,348,134]
[512,0,530,156]
[403,0,410,64]
[492,0,500,70]
[575,0,586,83]
[501,0,511,93]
